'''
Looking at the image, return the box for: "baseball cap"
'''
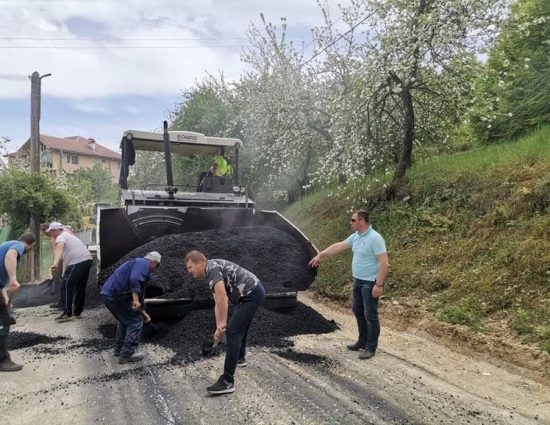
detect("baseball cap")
[144,251,161,264]
[46,222,64,233]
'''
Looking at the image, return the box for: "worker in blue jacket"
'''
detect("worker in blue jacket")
[100,251,161,364]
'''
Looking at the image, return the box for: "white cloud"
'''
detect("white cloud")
[72,101,110,114]
[0,0,338,99]
[0,0,342,150]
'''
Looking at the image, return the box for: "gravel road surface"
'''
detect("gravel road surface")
[1,293,548,425]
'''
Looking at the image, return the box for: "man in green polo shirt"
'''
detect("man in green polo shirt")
[309,209,389,359]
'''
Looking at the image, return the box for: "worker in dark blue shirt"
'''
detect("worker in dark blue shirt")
[100,251,161,364]
[0,233,36,372]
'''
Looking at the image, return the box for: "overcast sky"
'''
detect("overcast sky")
[0,0,338,153]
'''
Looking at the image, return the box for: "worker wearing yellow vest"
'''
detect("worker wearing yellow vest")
[197,154,234,191]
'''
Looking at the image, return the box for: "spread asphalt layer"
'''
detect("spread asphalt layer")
[2,294,548,425]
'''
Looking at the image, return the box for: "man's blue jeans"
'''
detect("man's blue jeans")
[351,278,380,352]
[101,295,143,357]
[222,283,265,383]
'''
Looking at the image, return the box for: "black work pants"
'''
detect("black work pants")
[61,260,92,316]
[0,299,12,362]
[222,283,265,383]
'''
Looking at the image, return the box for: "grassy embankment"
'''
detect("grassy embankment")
[286,126,550,353]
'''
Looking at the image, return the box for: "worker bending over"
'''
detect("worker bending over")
[185,251,265,395]
[100,251,160,364]
[0,233,36,372]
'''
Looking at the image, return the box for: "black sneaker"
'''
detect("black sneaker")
[359,350,376,360]
[207,376,235,395]
[346,341,365,351]
[237,358,247,367]
[55,313,73,322]
[118,352,144,364]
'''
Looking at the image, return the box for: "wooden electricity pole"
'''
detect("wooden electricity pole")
[28,71,51,281]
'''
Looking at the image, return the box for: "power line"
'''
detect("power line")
[0,45,248,49]
[0,36,311,41]
[0,37,250,41]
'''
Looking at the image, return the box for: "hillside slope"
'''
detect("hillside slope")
[286,126,550,358]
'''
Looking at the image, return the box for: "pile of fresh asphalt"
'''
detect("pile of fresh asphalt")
[12,255,100,309]
[98,226,317,301]
[9,226,335,373]
[99,303,339,364]
[10,279,58,308]
[95,226,335,366]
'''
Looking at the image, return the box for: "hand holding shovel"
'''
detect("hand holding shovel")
[137,307,157,332]
[201,327,226,357]
[201,337,219,357]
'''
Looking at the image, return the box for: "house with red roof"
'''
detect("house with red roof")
[9,134,121,182]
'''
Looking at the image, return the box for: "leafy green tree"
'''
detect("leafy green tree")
[171,78,238,137]
[67,163,120,205]
[0,169,75,237]
[470,0,550,142]
[127,151,168,190]
[230,0,505,201]
[168,1,506,203]
[311,0,506,186]
[0,137,10,169]
[236,14,332,202]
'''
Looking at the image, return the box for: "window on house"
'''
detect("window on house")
[66,154,79,165]
[41,152,53,168]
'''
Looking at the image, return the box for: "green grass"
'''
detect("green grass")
[436,305,483,331]
[512,309,535,335]
[286,126,550,352]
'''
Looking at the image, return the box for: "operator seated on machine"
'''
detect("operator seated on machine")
[197,154,234,192]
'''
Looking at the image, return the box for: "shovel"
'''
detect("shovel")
[201,336,220,357]
[137,307,158,332]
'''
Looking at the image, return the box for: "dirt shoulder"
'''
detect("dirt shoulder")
[304,291,550,386]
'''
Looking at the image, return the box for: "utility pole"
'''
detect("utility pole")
[28,71,51,281]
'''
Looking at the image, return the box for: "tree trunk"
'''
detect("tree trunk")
[393,87,415,181]
[288,149,312,203]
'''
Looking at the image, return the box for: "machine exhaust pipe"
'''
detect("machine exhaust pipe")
[163,121,175,199]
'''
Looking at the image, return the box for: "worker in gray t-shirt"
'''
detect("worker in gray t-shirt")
[185,251,265,395]
[46,222,93,323]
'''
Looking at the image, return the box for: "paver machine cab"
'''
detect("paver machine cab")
[97,122,317,317]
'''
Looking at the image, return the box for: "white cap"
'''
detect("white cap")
[144,251,161,264]
[46,222,64,233]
